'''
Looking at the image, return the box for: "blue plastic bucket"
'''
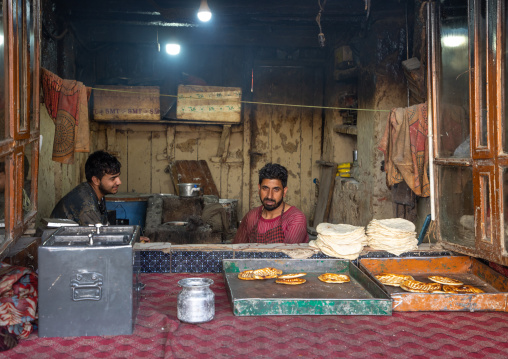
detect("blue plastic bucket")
[106,195,149,229]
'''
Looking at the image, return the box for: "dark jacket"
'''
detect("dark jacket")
[50,182,108,225]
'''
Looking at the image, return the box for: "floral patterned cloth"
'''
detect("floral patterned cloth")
[0,263,38,339]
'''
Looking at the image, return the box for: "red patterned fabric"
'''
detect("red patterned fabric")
[3,273,508,358]
[234,206,309,244]
[248,203,285,243]
[40,68,91,164]
[0,263,37,340]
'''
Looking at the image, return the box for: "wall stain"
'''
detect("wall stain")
[176,139,197,153]
[280,134,298,153]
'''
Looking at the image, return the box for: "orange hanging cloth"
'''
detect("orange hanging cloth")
[41,68,90,164]
[379,102,429,197]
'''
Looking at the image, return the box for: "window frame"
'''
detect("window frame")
[0,0,40,255]
[432,0,508,265]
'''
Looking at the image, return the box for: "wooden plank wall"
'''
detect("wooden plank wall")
[37,46,325,222]
[90,123,244,204]
[249,65,322,219]
[36,106,88,224]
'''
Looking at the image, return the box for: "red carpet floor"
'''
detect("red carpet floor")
[4,273,508,358]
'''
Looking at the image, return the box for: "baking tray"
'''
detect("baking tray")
[359,256,508,312]
[223,259,392,316]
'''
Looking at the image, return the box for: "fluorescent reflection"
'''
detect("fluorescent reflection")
[441,28,467,48]
[166,43,181,55]
[0,35,3,46]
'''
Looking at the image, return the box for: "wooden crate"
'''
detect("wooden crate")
[93,85,160,121]
[359,256,508,312]
[177,85,242,123]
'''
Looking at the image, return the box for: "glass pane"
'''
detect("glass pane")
[480,175,491,242]
[438,166,475,248]
[0,0,5,140]
[23,144,32,217]
[17,0,27,131]
[438,1,470,158]
[478,0,488,146]
[28,0,34,132]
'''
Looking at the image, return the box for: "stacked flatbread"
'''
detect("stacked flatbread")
[366,218,418,256]
[309,223,367,260]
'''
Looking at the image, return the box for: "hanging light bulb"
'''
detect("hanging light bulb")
[166,43,181,55]
[197,0,212,22]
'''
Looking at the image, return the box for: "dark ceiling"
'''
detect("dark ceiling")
[49,0,406,47]
[56,0,376,28]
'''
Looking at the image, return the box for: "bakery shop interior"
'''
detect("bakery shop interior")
[1,0,508,354]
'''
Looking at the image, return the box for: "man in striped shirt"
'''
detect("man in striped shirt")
[233,163,309,244]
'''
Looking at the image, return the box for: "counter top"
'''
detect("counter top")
[5,273,508,358]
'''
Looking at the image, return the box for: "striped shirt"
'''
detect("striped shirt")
[233,205,309,244]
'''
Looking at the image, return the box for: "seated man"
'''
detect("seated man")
[233,163,308,244]
[51,150,121,226]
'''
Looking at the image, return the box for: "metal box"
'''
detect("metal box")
[223,259,392,316]
[359,256,508,312]
[38,225,141,337]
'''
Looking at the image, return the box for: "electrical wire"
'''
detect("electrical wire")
[316,0,327,47]
[91,86,391,113]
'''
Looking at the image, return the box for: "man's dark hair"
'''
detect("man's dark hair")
[85,151,121,182]
[258,163,288,188]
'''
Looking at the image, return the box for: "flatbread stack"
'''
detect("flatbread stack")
[366,218,418,256]
[309,223,367,260]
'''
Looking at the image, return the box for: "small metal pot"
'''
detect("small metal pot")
[178,183,201,197]
[177,278,215,324]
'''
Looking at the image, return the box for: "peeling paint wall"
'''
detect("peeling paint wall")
[328,17,408,226]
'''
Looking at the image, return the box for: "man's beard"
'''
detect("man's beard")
[261,197,283,211]
[99,182,117,196]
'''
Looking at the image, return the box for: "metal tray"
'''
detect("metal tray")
[359,256,508,312]
[223,259,392,316]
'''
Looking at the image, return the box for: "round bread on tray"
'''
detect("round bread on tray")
[375,273,415,287]
[318,273,350,283]
[428,275,463,286]
[275,278,306,285]
[252,267,283,279]
[238,270,257,280]
[400,280,442,293]
[442,284,484,294]
[277,273,307,279]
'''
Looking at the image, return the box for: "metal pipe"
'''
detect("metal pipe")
[427,2,436,221]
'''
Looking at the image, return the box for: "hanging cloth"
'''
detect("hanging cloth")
[41,68,91,164]
[379,102,429,197]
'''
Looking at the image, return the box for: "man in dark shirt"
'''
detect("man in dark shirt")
[51,151,121,225]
